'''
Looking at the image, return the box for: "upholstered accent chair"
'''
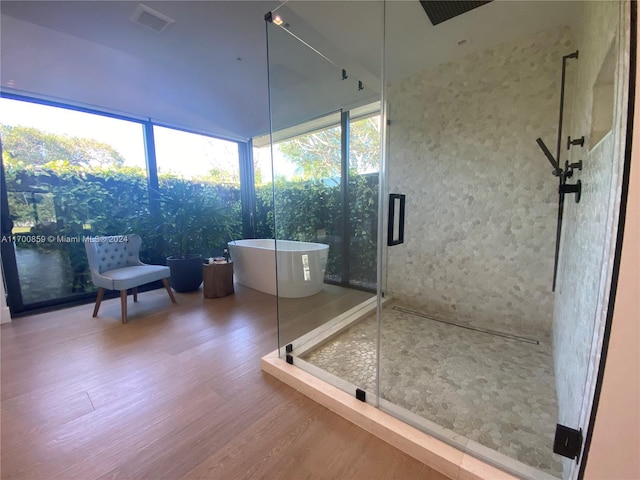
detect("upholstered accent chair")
[85,234,176,323]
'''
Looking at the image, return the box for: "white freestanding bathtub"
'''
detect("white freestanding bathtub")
[228,239,329,298]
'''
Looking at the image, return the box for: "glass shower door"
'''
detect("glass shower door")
[378,0,563,475]
[265,2,382,401]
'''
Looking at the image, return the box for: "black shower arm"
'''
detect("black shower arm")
[536,137,562,176]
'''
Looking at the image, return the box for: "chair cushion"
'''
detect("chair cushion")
[95,241,138,274]
[102,265,170,291]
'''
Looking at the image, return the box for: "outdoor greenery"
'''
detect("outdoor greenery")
[255,175,378,286]
[2,125,126,168]
[278,115,380,180]
[1,117,379,302]
[158,179,240,259]
[271,115,380,284]
[2,124,242,295]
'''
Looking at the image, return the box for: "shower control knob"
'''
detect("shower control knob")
[569,160,583,171]
[567,135,585,149]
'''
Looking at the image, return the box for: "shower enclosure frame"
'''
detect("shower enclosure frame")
[262,2,636,479]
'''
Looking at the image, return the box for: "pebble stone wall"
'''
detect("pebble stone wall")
[386,26,576,338]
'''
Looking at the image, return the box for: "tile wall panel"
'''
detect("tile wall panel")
[386,26,575,338]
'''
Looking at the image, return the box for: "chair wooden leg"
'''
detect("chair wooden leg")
[93,288,105,317]
[133,287,138,302]
[162,278,177,304]
[120,290,128,324]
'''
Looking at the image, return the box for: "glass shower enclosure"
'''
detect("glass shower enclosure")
[265,2,632,479]
[265,3,382,369]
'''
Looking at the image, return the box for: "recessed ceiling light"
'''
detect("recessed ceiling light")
[273,15,283,26]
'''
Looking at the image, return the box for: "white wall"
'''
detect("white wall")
[0,14,244,140]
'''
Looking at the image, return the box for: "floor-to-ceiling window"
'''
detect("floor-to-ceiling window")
[0,97,148,312]
[153,126,243,260]
[252,105,379,291]
[0,96,243,316]
[347,111,380,290]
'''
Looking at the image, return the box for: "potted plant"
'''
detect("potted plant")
[159,179,229,293]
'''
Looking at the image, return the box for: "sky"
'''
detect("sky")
[0,98,241,179]
[0,97,328,184]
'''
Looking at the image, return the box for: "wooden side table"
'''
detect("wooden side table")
[203,261,234,298]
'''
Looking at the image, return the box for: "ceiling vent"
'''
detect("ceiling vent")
[130,4,175,33]
[419,1,492,26]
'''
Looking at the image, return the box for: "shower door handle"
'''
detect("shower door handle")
[387,193,405,246]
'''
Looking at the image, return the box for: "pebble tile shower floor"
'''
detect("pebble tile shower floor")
[302,304,562,477]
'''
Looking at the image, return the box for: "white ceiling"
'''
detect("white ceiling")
[0,1,582,141]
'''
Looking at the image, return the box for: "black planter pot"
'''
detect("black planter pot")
[167,254,203,293]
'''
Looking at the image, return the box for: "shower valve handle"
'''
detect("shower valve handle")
[562,160,583,181]
[568,160,583,171]
[567,135,585,149]
[559,180,582,203]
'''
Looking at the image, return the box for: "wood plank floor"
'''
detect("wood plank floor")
[1,284,450,480]
[277,284,374,345]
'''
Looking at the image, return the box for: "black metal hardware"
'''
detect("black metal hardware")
[358,81,364,91]
[1,147,22,313]
[341,69,348,80]
[340,110,351,287]
[567,135,585,149]
[563,160,583,180]
[239,142,257,239]
[563,161,573,181]
[285,343,293,353]
[264,11,273,22]
[1,215,14,235]
[286,354,293,365]
[355,388,366,402]
[536,137,562,176]
[420,1,492,26]
[559,180,581,203]
[562,165,573,181]
[556,51,578,171]
[569,160,583,171]
[553,424,583,460]
[549,50,580,292]
[387,194,406,246]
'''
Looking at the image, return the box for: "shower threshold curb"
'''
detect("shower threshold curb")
[261,350,517,480]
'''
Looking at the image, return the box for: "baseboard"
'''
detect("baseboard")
[261,350,516,480]
[1,305,11,323]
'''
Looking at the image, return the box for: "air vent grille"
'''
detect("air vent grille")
[130,4,175,33]
[419,1,492,26]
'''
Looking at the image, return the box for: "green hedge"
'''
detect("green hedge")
[256,174,378,286]
[5,164,377,296]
